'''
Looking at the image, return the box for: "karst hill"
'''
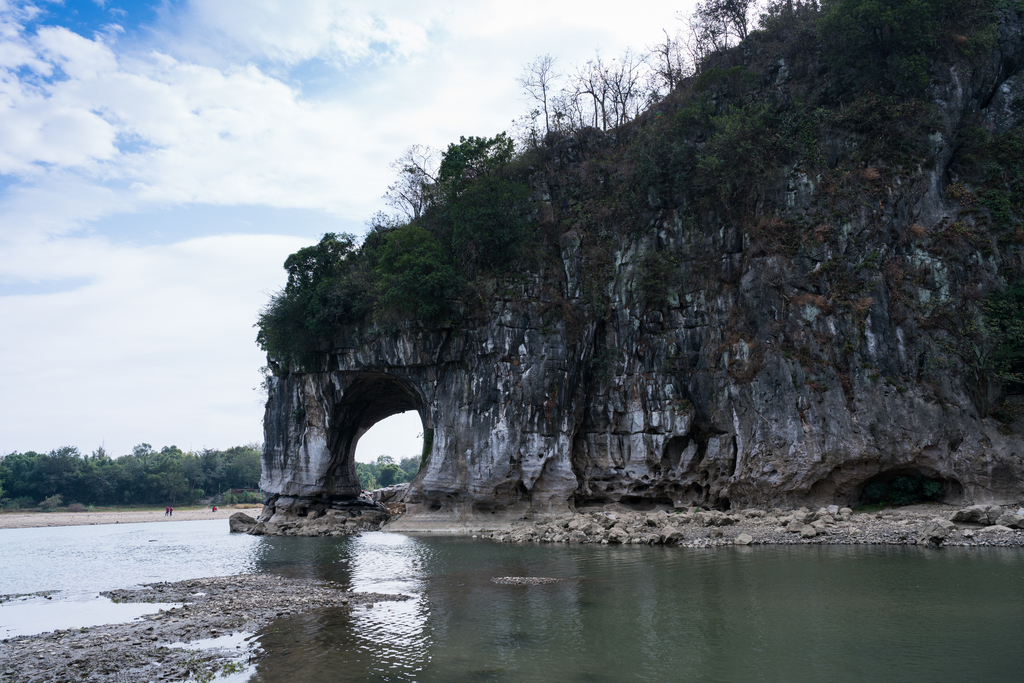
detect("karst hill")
[256,0,1024,529]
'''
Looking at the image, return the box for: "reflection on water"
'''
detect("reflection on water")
[3,522,1023,682]
[0,520,261,596]
[0,520,261,636]
[250,536,1024,683]
[0,597,174,638]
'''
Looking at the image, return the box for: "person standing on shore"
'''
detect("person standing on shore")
[165,506,170,516]
[169,506,173,516]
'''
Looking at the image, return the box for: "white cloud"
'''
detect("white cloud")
[0,232,310,455]
[0,0,697,456]
[168,0,441,67]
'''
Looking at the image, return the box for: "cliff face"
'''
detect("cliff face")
[261,7,1024,527]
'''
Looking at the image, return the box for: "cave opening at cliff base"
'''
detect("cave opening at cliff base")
[855,468,963,508]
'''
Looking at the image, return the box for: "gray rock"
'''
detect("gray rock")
[800,526,818,539]
[994,511,1024,529]
[917,521,951,547]
[950,505,1000,524]
[607,527,630,544]
[660,526,685,545]
[371,483,410,504]
[735,533,753,545]
[787,521,806,534]
[228,512,257,533]
[792,510,812,524]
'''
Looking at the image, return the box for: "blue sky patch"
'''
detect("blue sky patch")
[0,276,92,297]
[89,204,361,246]
[29,0,172,38]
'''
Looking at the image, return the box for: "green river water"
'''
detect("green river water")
[1,521,1022,682]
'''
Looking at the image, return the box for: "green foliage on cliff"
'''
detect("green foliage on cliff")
[820,0,942,95]
[258,133,532,370]
[257,233,372,369]
[985,279,1024,379]
[256,0,1023,416]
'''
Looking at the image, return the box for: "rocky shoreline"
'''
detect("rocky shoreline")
[481,503,1024,548]
[0,575,407,683]
[228,495,1024,549]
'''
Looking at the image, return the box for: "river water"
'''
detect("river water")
[2,520,1023,682]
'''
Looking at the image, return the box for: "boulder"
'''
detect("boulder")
[786,521,806,534]
[734,533,753,545]
[994,511,1024,529]
[800,526,818,539]
[228,512,257,533]
[916,521,951,547]
[607,527,630,544]
[949,505,999,524]
[371,483,410,505]
[660,526,685,545]
[976,524,1014,534]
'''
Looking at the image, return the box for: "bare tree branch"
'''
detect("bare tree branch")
[383,145,440,221]
[517,54,560,138]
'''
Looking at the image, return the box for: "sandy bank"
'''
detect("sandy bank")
[0,507,264,530]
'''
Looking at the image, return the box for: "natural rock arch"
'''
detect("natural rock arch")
[261,370,430,503]
[321,372,427,495]
[260,293,1021,531]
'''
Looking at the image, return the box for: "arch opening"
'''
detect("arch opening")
[321,373,429,498]
[355,412,425,489]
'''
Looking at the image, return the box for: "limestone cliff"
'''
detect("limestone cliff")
[259,4,1024,529]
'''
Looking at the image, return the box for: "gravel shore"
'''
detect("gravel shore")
[481,502,1024,548]
[0,575,407,683]
[0,507,263,530]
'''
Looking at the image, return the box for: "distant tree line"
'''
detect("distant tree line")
[0,444,262,509]
[356,455,421,491]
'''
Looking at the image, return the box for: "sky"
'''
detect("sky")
[0,0,694,463]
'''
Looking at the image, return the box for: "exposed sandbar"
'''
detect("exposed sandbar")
[0,507,263,529]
